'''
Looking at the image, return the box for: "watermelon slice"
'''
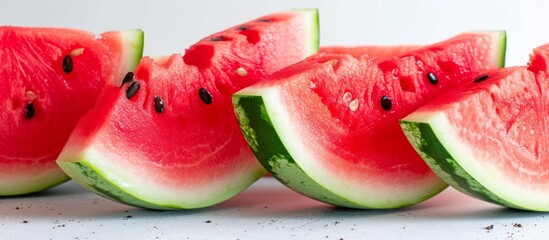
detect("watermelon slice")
[0,27,143,196]
[233,32,506,209]
[56,10,319,209]
[400,44,549,211]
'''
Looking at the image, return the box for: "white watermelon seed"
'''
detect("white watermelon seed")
[349,99,359,111]
[70,48,85,57]
[308,81,316,89]
[343,92,352,103]
[26,91,36,99]
[236,67,248,77]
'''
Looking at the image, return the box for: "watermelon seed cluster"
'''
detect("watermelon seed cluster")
[343,92,359,111]
[427,72,438,85]
[473,74,489,83]
[199,88,213,104]
[121,71,140,100]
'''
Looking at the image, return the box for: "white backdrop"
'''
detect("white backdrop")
[1,0,548,66]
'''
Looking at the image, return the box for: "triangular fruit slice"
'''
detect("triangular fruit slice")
[233,32,506,209]
[400,44,549,211]
[0,27,143,196]
[57,10,319,209]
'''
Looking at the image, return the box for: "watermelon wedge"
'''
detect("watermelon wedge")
[233,32,506,209]
[56,10,319,209]
[400,44,549,211]
[0,27,143,196]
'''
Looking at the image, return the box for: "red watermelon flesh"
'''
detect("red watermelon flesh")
[320,45,421,58]
[57,10,319,209]
[0,27,143,196]
[233,32,505,208]
[399,45,549,211]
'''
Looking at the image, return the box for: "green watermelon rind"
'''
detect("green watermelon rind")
[293,8,319,54]
[490,30,506,68]
[59,160,178,210]
[400,115,528,210]
[0,169,70,196]
[118,29,144,83]
[121,29,144,70]
[58,149,265,210]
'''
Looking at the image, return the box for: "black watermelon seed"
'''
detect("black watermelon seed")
[62,55,73,74]
[257,19,271,22]
[126,81,140,99]
[473,74,489,83]
[154,96,165,113]
[210,37,223,42]
[24,101,35,119]
[122,72,134,85]
[198,88,213,104]
[380,95,392,111]
[237,25,249,31]
[426,72,438,85]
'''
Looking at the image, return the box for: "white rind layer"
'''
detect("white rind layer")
[58,140,263,209]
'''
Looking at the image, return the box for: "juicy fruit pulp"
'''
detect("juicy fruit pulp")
[57,10,319,209]
[234,32,506,208]
[401,44,549,211]
[0,27,143,195]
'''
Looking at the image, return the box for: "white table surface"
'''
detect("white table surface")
[1,177,548,240]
